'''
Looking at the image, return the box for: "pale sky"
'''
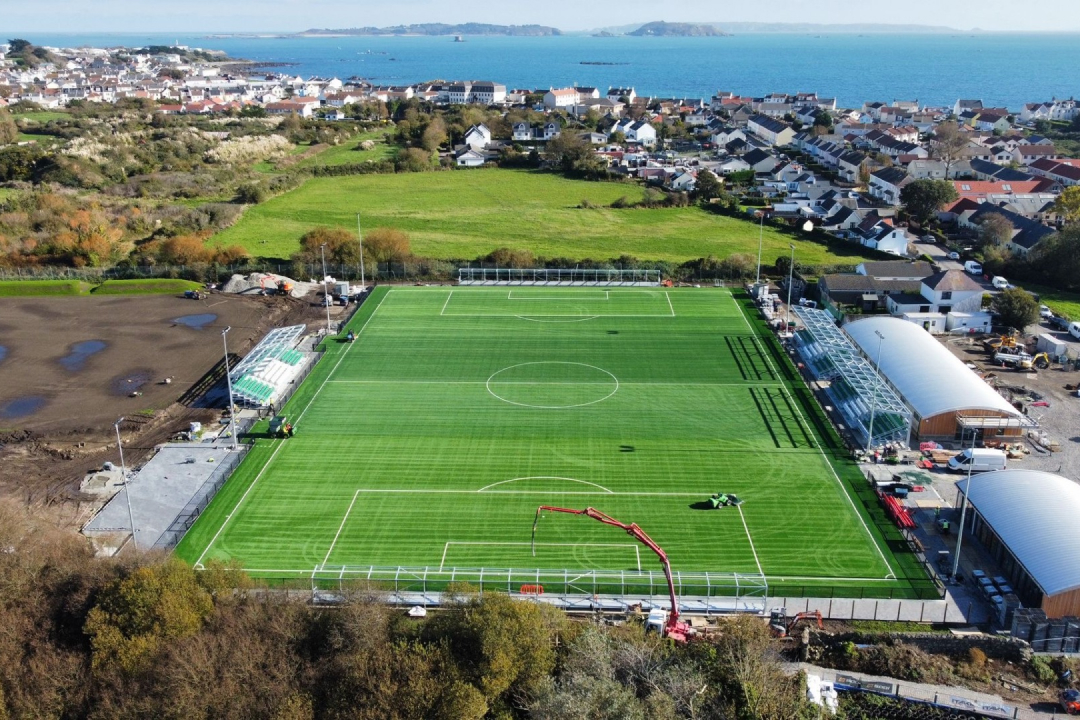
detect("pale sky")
[9,0,1080,33]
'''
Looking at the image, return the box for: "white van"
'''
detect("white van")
[964,261,983,275]
[1070,322,1080,341]
[947,448,1006,473]
[992,276,1009,290]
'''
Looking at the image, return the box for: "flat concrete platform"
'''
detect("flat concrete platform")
[84,437,244,552]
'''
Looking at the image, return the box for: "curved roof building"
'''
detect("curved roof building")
[844,317,1029,441]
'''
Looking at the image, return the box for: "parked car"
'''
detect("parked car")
[947,251,960,260]
[1040,305,1054,319]
[1050,315,1071,331]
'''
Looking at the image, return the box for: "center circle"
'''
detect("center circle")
[486,362,619,409]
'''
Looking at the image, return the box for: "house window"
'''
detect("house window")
[920,306,931,313]
[961,184,971,191]
[1002,184,1012,191]
[941,291,952,300]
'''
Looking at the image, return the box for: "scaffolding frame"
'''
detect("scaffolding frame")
[458,267,662,286]
[793,307,912,448]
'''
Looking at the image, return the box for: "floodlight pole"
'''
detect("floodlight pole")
[221,326,238,451]
[755,211,765,286]
[116,417,136,551]
[320,243,332,335]
[355,213,366,289]
[785,243,796,333]
[951,430,978,579]
[865,330,885,453]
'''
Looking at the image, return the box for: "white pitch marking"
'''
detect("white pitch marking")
[508,290,609,300]
[737,505,764,577]
[478,476,615,493]
[321,489,361,568]
[193,289,392,568]
[729,293,897,580]
[666,291,676,316]
[440,290,453,316]
[439,541,640,571]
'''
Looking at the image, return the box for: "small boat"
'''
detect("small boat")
[453,34,465,42]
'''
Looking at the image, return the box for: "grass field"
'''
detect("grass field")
[209,169,878,266]
[294,129,396,168]
[175,286,933,600]
[0,278,203,297]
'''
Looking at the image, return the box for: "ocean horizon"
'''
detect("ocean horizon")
[22,31,1080,109]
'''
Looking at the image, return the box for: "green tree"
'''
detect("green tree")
[7,39,31,54]
[993,288,1039,331]
[84,558,214,675]
[395,147,434,172]
[1053,186,1080,225]
[0,109,16,145]
[1029,226,1077,291]
[421,115,448,152]
[813,110,834,132]
[693,168,723,201]
[900,179,958,225]
[609,130,626,144]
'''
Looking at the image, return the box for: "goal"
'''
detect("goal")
[458,267,662,286]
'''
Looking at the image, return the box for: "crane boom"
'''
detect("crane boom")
[532,505,690,642]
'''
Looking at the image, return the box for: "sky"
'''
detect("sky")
[8,0,1080,33]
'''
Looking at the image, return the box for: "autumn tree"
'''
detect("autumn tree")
[293,225,361,266]
[977,211,1015,247]
[929,121,969,179]
[362,226,411,263]
[0,109,16,145]
[421,116,448,152]
[84,558,215,675]
[1054,186,1080,225]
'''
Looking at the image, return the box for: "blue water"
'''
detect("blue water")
[59,340,107,371]
[30,31,1080,108]
[0,396,47,419]
[173,313,217,329]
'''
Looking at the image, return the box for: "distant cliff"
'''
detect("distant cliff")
[301,23,561,37]
[627,22,728,37]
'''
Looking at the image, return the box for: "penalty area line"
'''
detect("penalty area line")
[321,489,361,569]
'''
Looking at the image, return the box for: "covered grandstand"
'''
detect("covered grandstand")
[792,307,912,448]
[228,325,309,407]
[844,317,1033,443]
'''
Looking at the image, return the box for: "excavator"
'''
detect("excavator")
[769,608,824,638]
[532,506,693,643]
[983,334,1020,353]
[994,350,1051,371]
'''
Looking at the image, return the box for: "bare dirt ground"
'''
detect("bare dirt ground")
[940,321,1080,480]
[0,291,323,529]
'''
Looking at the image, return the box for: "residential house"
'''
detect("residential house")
[886,270,988,333]
[819,260,933,312]
[856,217,914,256]
[963,205,1058,257]
[954,99,983,116]
[1010,144,1062,165]
[747,114,796,146]
[454,148,486,167]
[868,167,912,205]
[1028,158,1080,188]
[742,148,779,173]
[543,87,578,109]
[512,122,533,142]
[470,81,506,105]
[463,123,492,151]
[607,87,636,103]
[710,125,745,147]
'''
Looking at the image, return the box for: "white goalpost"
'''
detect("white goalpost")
[458,267,662,286]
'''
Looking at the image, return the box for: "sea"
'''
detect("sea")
[27,31,1080,109]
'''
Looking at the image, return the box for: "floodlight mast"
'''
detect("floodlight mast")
[532,505,691,642]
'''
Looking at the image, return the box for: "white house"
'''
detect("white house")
[454,148,486,167]
[543,88,578,109]
[746,114,796,147]
[885,270,986,324]
[463,123,492,150]
[608,87,636,103]
[868,167,912,205]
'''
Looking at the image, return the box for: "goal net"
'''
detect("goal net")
[458,267,662,286]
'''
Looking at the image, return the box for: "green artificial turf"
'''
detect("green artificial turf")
[175,286,933,599]
[209,169,878,266]
[0,279,91,296]
[89,278,205,295]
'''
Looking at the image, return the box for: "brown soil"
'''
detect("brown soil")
[0,291,322,528]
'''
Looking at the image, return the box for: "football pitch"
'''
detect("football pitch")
[175,286,934,599]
